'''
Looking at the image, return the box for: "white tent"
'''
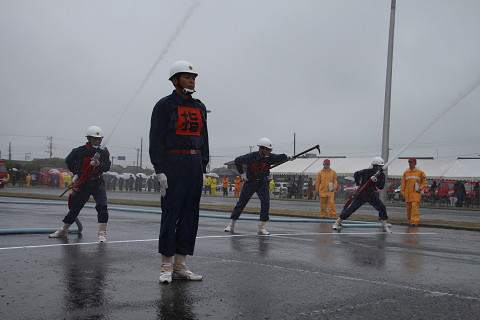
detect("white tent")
[270,157,480,180]
[443,159,480,180]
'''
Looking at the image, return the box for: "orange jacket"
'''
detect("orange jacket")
[401,167,427,202]
[234,177,241,189]
[222,178,229,188]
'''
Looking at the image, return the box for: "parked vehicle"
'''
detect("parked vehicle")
[464,181,479,197]
[0,160,8,188]
[274,182,289,197]
[417,179,454,197]
[386,179,401,200]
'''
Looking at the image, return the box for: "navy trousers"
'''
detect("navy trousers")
[230,179,270,222]
[159,153,203,257]
[63,178,108,225]
[340,192,388,221]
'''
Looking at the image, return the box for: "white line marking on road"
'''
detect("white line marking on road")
[0,231,437,250]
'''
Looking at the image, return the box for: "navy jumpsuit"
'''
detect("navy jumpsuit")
[340,168,388,221]
[63,144,111,225]
[230,152,287,222]
[149,90,209,257]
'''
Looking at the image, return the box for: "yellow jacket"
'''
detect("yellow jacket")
[205,176,212,186]
[315,169,337,197]
[401,167,427,202]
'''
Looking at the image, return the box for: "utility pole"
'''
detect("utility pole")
[293,133,296,155]
[9,142,12,160]
[111,155,116,168]
[136,148,140,168]
[380,0,396,203]
[140,137,143,169]
[47,136,53,159]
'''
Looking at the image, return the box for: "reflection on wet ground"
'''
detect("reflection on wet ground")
[1,201,479,319]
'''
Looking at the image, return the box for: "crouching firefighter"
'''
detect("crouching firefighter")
[49,126,111,242]
[333,157,391,233]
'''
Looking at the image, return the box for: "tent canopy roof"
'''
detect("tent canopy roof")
[270,157,480,180]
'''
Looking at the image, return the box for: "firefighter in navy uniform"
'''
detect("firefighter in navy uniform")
[49,126,111,242]
[224,138,289,235]
[332,157,391,232]
[150,60,209,284]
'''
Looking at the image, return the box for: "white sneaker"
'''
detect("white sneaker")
[382,226,392,233]
[98,233,107,243]
[258,226,270,235]
[48,229,68,238]
[159,271,172,283]
[332,222,342,230]
[381,221,392,233]
[224,224,234,232]
[173,269,203,281]
[159,265,173,284]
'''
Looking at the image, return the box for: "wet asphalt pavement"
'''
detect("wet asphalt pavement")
[0,190,479,319]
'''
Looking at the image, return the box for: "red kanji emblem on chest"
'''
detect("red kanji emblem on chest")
[251,162,267,174]
[175,106,203,136]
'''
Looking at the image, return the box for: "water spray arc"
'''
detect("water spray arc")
[102,0,201,149]
[384,74,480,169]
[60,2,201,199]
[345,74,480,210]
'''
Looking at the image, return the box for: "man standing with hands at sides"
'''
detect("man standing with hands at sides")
[149,60,209,284]
[222,176,229,196]
[234,176,241,197]
[401,158,427,226]
[224,138,289,235]
[315,159,338,219]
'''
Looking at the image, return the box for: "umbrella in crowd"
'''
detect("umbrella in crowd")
[104,171,120,178]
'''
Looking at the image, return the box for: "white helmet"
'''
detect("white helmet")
[85,126,103,138]
[169,60,198,80]
[372,157,384,166]
[258,137,273,150]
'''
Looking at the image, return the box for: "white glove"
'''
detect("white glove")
[288,156,294,161]
[90,158,100,166]
[354,185,360,191]
[370,175,377,182]
[72,174,79,184]
[241,173,247,181]
[156,173,168,197]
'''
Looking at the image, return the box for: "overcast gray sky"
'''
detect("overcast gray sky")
[1,0,479,170]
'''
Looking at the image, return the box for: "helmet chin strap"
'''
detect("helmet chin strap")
[182,88,196,95]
